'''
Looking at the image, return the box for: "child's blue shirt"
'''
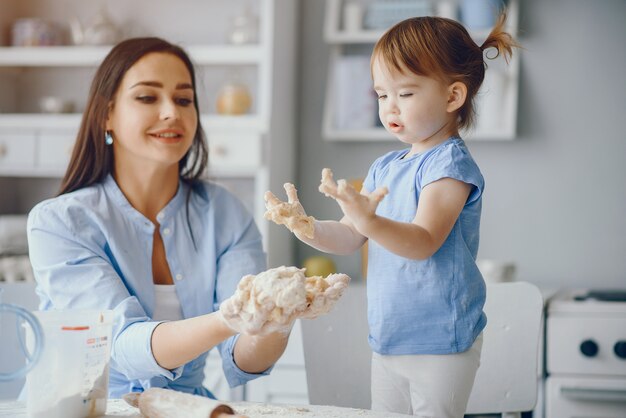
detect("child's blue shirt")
[363,137,486,355]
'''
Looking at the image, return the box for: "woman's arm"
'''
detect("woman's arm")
[233,331,290,374]
[150,313,236,370]
[150,313,291,374]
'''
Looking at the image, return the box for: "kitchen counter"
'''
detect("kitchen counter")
[0,399,411,417]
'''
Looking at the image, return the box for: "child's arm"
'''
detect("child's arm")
[303,218,366,255]
[321,171,471,260]
[264,184,368,255]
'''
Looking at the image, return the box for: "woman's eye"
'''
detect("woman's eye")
[136,96,156,103]
[175,98,193,106]
[399,93,413,98]
[377,94,387,100]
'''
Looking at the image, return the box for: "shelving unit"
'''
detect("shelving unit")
[0,0,304,404]
[0,1,299,259]
[322,0,520,142]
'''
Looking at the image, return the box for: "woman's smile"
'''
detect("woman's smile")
[148,128,185,144]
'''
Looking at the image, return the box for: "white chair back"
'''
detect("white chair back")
[301,283,371,409]
[466,282,544,416]
[301,281,544,416]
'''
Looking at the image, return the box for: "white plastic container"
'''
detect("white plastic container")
[25,310,114,418]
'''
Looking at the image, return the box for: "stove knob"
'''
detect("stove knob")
[580,339,598,357]
[614,341,626,359]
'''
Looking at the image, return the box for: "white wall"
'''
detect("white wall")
[294,0,626,288]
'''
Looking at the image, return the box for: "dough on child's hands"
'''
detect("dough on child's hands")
[318,168,338,198]
[264,183,315,239]
[220,266,351,335]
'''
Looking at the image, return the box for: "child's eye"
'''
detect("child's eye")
[136,96,156,103]
[399,93,413,98]
[377,94,387,100]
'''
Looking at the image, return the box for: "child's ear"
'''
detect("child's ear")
[446,81,467,113]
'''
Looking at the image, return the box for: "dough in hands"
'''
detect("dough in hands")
[220,266,351,335]
[264,183,315,239]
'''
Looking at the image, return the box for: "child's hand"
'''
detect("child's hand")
[318,168,388,233]
[264,183,316,239]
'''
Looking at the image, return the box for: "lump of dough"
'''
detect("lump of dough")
[220,266,351,335]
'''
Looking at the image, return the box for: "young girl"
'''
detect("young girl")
[265,13,518,418]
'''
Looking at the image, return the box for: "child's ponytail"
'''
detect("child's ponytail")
[480,12,519,63]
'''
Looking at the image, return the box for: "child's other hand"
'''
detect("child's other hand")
[264,183,316,239]
[318,168,388,233]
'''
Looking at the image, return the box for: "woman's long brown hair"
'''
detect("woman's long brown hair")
[59,37,208,195]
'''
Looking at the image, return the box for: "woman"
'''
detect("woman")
[27,37,290,401]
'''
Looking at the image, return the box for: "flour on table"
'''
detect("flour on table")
[220,266,350,335]
[230,402,411,418]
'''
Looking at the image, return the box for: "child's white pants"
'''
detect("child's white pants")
[371,333,483,418]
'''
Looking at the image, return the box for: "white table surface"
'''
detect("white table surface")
[0,399,411,417]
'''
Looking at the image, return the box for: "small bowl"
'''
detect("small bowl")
[38,97,75,114]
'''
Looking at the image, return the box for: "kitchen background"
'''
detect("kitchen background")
[296,0,626,289]
[0,0,625,415]
[3,0,625,287]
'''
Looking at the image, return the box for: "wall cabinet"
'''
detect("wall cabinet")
[322,0,520,141]
[0,0,304,404]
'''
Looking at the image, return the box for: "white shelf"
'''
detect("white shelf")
[322,0,520,142]
[0,45,263,67]
[325,28,495,44]
[0,113,265,133]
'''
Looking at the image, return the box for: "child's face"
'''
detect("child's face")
[106,52,198,172]
[372,56,454,150]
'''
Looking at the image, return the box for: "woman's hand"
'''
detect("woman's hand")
[318,168,388,235]
[264,183,315,239]
[300,273,351,319]
[219,266,351,336]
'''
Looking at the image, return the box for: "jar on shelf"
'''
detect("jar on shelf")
[11,18,64,46]
[227,6,259,45]
[216,82,252,115]
[69,7,121,46]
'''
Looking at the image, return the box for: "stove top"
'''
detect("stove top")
[573,290,626,302]
[549,289,626,314]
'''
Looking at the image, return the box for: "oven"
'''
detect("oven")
[545,290,626,417]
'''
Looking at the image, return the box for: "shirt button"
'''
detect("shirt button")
[157,212,165,222]
[175,274,183,281]
[163,227,171,235]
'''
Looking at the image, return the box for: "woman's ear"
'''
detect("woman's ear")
[105,102,114,130]
[446,81,467,113]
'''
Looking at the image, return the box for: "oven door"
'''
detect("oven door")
[546,376,626,418]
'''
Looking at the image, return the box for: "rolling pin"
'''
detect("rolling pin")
[123,387,240,418]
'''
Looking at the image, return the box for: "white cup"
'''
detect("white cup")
[476,259,516,283]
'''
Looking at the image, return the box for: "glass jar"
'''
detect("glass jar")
[216,82,252,115]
